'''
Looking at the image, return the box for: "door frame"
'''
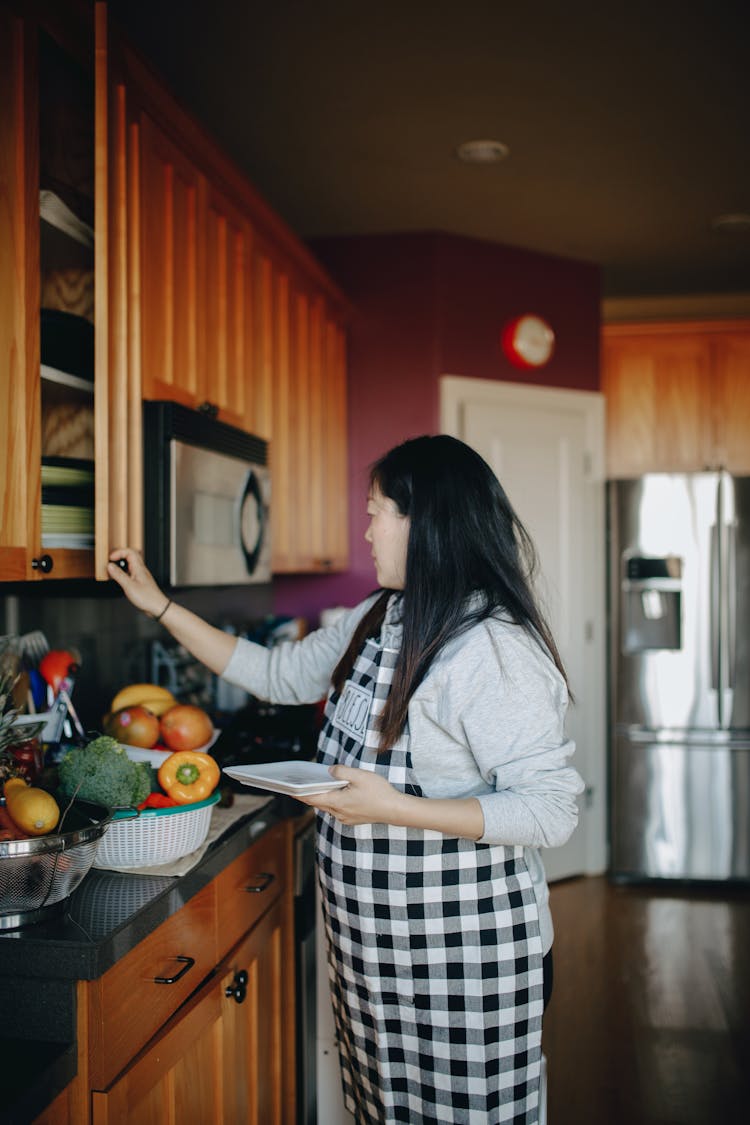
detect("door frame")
[440,375,607,877]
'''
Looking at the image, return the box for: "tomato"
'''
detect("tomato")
[137,792,178,809]
[38,650,77,691]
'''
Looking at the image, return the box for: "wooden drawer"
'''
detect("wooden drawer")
[86,881,216,1090]
[215,822,286,959]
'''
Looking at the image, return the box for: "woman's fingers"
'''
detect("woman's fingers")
[107,547,165,616]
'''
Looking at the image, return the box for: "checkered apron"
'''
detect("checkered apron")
[316,595,545,1124]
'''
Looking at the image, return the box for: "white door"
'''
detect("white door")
[441,376,607,879]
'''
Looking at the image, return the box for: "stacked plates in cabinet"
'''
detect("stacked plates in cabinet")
[39,188,96,549]
[41,456,94,549]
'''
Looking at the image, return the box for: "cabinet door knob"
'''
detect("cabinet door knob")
[225,968,249,1004]
[31,554,54,574]
[198,401,219,419]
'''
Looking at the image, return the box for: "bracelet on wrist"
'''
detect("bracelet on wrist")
[153,598,173,623]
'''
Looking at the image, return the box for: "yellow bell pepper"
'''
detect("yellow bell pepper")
[157,751,220,805]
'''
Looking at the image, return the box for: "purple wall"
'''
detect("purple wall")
[273,231,601,627]
[434,234,600,391]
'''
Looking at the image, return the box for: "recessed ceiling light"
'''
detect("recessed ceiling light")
[456,139,510,164]
[710,212,750,233]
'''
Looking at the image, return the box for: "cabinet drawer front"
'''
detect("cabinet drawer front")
[216,822,286,958]
[87,882,216,1089]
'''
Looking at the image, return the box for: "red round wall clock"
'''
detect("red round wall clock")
[501,314,556,369]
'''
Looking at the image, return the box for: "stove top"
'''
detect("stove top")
[212,698,321,790]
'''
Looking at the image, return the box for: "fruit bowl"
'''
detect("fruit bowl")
[0,793,112,929]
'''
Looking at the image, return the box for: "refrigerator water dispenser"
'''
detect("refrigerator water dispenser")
[621,555,682,653]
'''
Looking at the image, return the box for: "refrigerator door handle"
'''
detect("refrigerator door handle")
[710,523,721,693]
[726,523,736,691]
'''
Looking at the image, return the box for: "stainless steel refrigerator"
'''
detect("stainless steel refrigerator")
[608,473,750,880]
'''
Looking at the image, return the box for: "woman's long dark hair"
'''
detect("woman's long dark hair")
[333,435,570,750]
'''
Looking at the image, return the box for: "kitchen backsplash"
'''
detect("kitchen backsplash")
[2,583,274,731]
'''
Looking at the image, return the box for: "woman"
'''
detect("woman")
[108,434,583,1125]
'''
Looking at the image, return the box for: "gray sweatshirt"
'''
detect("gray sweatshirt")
[222,597,584,952]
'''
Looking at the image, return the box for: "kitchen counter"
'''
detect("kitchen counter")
[0,792,286,1125]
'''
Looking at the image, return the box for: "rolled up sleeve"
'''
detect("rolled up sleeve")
[221,597,375,704]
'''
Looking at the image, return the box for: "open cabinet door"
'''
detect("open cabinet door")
[94,1,143,579]
[441,376,606,880]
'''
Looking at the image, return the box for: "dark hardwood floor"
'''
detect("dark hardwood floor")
[543,876,750,1125]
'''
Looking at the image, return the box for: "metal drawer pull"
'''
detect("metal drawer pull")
[244,872,275,894]
[153,955,195,985]
[225,969,249,1004]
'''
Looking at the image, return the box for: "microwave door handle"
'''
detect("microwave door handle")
[239,470,265,575]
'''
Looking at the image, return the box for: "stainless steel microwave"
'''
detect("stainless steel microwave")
[143,402,271,588]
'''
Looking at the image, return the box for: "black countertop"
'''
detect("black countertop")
[0,793,284,1124]
[0,794,280,981]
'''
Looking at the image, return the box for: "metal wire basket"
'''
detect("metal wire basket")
[0,794,112,930]
[94,792,220,870]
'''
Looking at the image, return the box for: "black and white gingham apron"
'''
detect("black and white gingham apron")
[316,595,545,1124]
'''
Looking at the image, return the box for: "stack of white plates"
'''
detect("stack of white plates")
[41,457,94,548]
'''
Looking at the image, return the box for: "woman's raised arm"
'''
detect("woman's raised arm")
[107,547,237,676]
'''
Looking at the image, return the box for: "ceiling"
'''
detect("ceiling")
[109,0,750,299]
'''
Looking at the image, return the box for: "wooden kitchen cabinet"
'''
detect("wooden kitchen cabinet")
[136,110,261,435]
[602,320,750,477]
[89,897,286,1125]
[0,2,140,582]
[90,964,225,1124]
[86,882,217,1090]
[215,820,286,954]
[2,2,349,586]
[137,111,203,413]
[35,819,297,1125]
[0,0,152,585]
[219,900,287,1124]
[202,180,258,432]
[712,329,750,472]
[271,278,349,573]
[113,38,350,574]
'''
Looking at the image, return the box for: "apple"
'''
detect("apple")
[105,705,161,749]
[159,705,213,752]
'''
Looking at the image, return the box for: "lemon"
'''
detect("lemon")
[5,779,60,836]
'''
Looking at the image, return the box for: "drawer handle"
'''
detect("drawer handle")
[244,872,275,894]
[225,969,249,1004]
[153,955,195,985]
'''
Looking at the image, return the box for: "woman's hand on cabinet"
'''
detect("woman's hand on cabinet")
[107,548,169,619]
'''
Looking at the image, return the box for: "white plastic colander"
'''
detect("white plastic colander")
[94,792,220,869]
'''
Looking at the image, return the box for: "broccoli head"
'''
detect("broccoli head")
[58,735,151,809]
